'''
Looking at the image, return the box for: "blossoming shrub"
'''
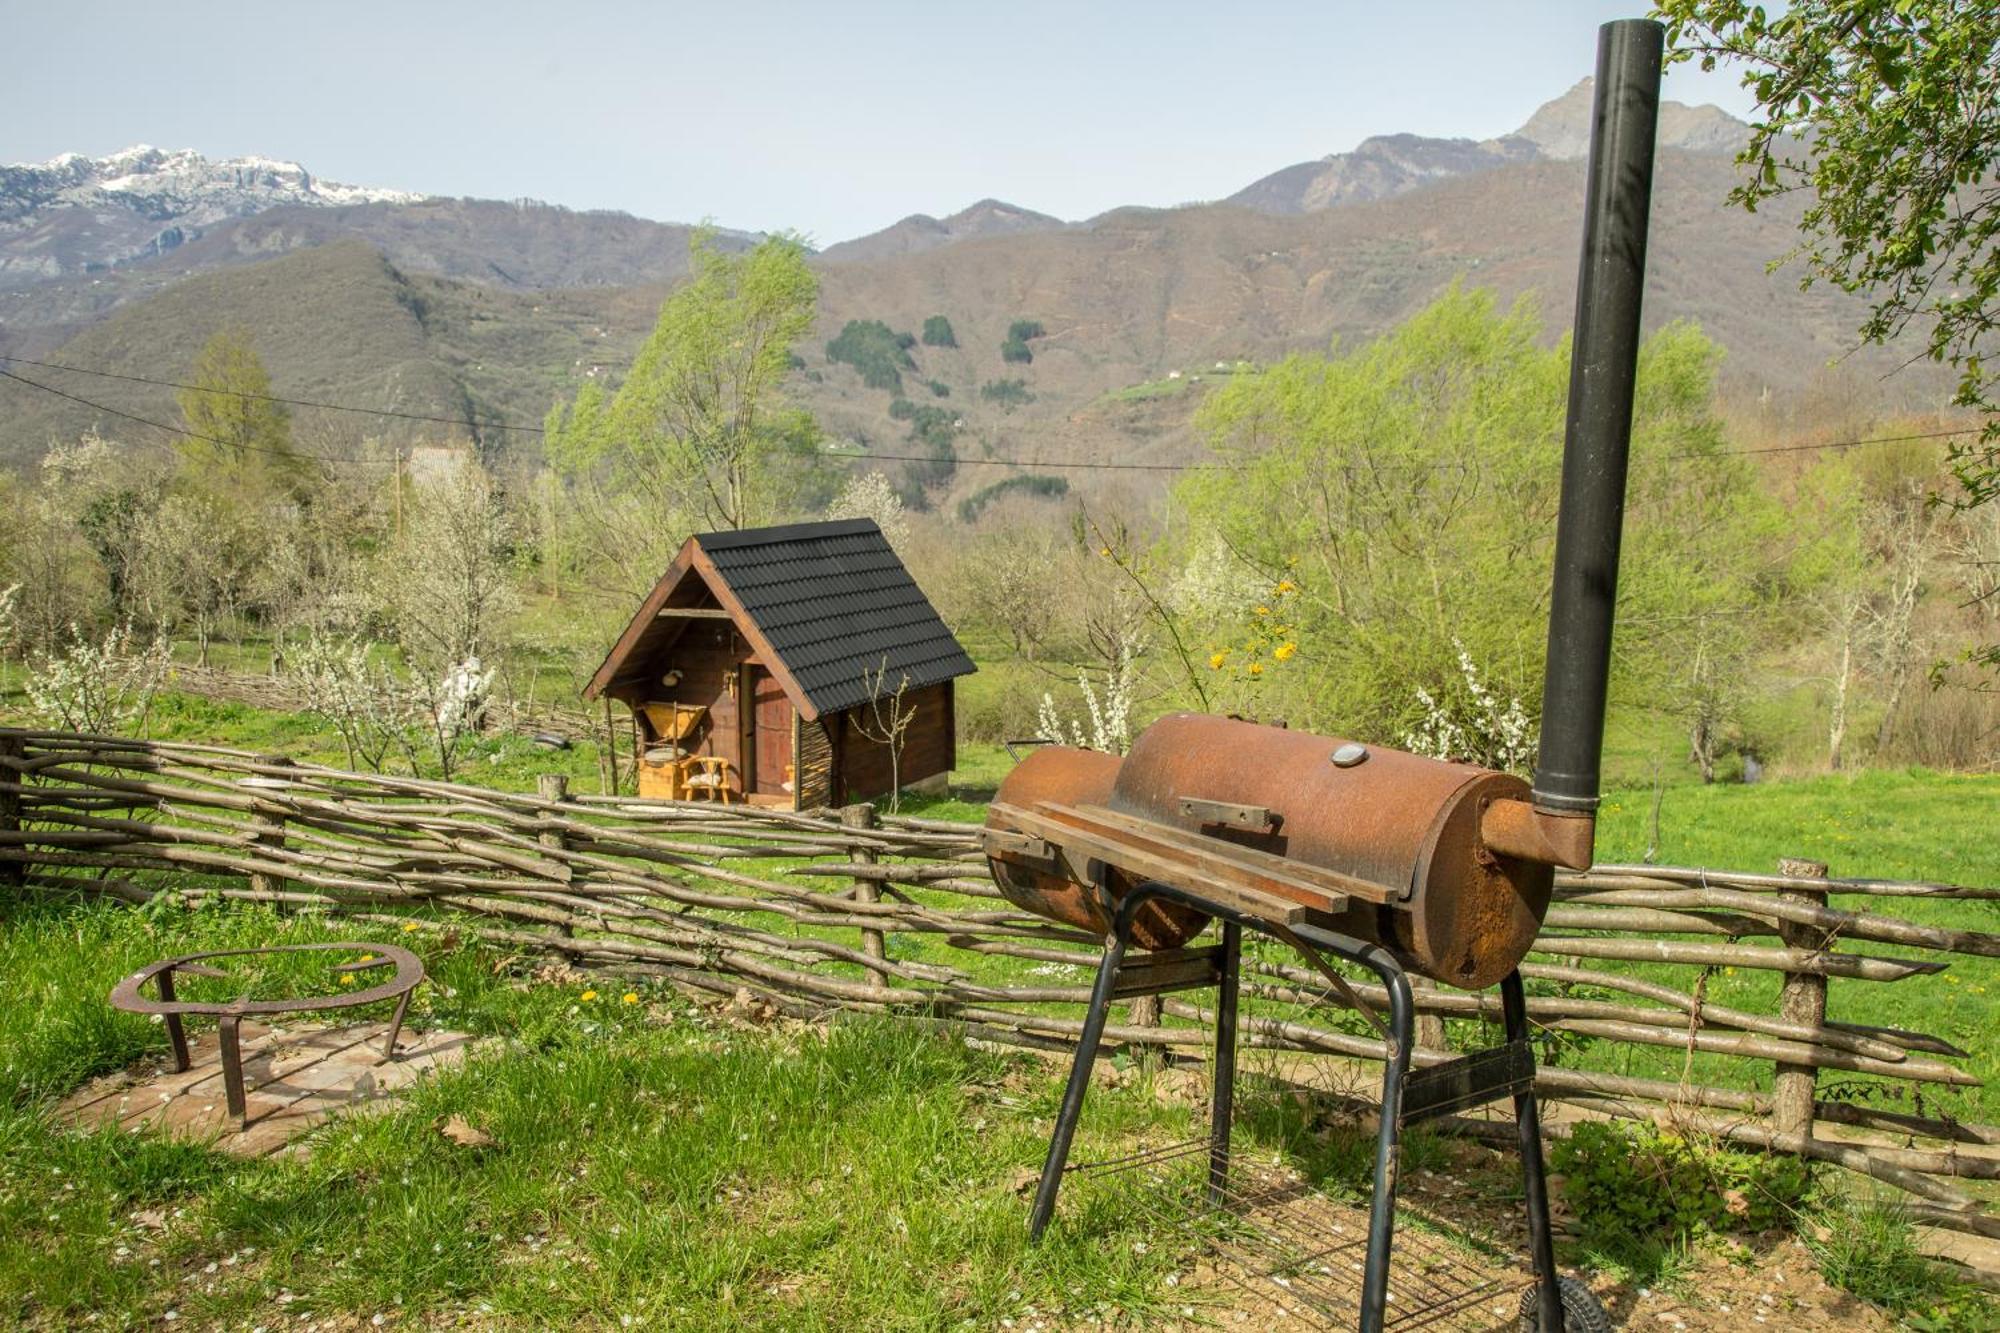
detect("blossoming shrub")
[1036,632,1140,753]
[1399,641,1538,774]
[23,622,172,736]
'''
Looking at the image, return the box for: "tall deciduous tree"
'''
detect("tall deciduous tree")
[1178,286,1785,775]
[175,330,310,499]
[549,231,827,535]
[1658,0,2000,504]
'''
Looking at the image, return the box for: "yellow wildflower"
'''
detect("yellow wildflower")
[622,992,640,1006]
[1208,651,1227,669]
[1098,546,1112,558]
[1254,605,1270,617]
[1248,662,1264,676]
[581,989,599,1002]
[338,974,356,987]
[402,921,420,932]
[1273,642,1297,662]
[1275,580,1297,595]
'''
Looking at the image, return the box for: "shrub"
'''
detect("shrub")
[826,319,916,393]
[888,397,916,421]
[23,622,172,736]
[922,315,957,348]
[926,379,950,398]
[1000,320,1045,365]
[979,378,1035,411]
[898,404,959,494]
[957,473,1068,523]
[1551,1121,1810,1250]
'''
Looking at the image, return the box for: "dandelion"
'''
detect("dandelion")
[1248,662,1264,676]
[1273,643,1297,662]
[581,990,599,1002]
[1275,580,1297,595]
[1253,605,1270,616]
[622,993,640,1006]
[1208,651,1228,670]
[338,975,356,987]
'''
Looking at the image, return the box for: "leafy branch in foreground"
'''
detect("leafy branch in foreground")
[1659,0,2000,503]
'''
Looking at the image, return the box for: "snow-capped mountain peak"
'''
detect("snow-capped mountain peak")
[0,146,428,284]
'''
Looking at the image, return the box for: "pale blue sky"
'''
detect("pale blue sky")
[2,1,1757,244]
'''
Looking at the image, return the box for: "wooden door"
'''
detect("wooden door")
[748,668,794,798]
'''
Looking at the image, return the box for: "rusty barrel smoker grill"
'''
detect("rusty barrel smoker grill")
[981,21,1664,1332]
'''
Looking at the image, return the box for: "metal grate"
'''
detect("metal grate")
[1071,1143,1527,1331]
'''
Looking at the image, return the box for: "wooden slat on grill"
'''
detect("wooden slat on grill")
[990,801,1351,927]
[1051,801,1396,907]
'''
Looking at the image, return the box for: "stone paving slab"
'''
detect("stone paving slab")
[59,1021,480,1157]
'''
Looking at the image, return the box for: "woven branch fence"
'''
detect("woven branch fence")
[3,727,1996,1238]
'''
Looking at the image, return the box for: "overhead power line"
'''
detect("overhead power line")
[0,354,544,434]
[0,367,381,465]
[0,351,1985,476]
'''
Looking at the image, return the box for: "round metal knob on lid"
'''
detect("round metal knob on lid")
[1330,743,1369,768]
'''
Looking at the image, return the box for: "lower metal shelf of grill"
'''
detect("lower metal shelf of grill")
[1070,1141,1531,1331]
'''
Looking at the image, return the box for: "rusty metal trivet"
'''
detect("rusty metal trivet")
[109,941,424,1129]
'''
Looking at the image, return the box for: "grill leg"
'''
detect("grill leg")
[1359,960,1415,1333]
[1207,922,1241,1208]
[1504,970,1564,1331]
[1028,931,1127,1241]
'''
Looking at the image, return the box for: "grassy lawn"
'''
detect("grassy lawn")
[3,697,1997,1326]
[2,900,1217,1330]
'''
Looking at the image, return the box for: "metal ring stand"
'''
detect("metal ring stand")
[1028,880,1564,1333]
[109,941,425,1130]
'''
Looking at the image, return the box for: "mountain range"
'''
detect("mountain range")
[0,81,1949,492]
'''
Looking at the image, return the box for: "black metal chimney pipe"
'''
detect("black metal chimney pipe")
[1531,19,1664,816]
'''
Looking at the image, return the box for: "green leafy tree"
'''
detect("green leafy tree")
[175,330,310,499]
[1000,320,1045,365]
[1178,286,1785,772]
[548,231,825,535]
[826,319,917,392]
[922,315,958,348]
[980,379,1035,412]
[1659,0,2000,504]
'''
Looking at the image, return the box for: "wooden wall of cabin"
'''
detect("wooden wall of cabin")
[830,682,955,804]
[794,717,834,810]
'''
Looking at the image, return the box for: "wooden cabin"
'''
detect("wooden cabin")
[583,518,976,809]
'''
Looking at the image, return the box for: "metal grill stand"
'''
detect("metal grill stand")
[1027,880,1565,1333]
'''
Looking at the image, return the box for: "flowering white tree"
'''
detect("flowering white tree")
[827,471,911,552]
[24,623,172,736]
[387,460,515,678]
[289,633,413,773]
[1399,641,1538,774]
[412,656,496,780]
[0,584,18,658]
[1035,631,1141,754]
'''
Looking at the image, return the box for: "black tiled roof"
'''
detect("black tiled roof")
[700,519,975,716]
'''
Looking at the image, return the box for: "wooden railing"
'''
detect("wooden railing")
[2,727,1994,1237]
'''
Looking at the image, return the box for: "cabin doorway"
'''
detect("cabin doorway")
[744,666,794,801]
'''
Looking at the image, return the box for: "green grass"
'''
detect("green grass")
[0,898,1232,1330]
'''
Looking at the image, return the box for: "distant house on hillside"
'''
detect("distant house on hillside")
[583,519,975,809]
